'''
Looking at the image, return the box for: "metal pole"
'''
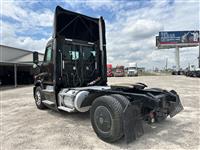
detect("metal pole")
[175,46,180,71]
[199,41,200,68]
[14,64,17,87]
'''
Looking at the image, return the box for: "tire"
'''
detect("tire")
[90,95,123,143]
[110,94,130,109]
[34,86,47,109]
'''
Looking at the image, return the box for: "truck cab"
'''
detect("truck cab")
[35,38,105,88]
[107,64,113,77]
[114,65,125,77]
[127,62,138,76]
[33,6,183,143]
[127,67,138,76]
[33,6,107,110]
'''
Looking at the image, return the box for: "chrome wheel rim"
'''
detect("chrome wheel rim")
[94,106,112,132]
[35,91,41,105]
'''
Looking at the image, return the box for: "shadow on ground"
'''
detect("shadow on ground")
[45,108,190,149]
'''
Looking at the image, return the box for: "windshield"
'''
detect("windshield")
[128,67,136,70]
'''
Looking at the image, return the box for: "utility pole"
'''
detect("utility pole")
[14,64,17,88]
[175,46,180,71]
[165,58,168,70]
[199,39,200,68]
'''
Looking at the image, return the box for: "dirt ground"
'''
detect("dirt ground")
[0,76,200,149]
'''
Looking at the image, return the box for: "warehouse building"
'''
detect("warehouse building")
[0,45,44,87]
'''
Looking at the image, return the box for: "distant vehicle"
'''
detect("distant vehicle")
[172,70,185,75]
[173,64,200,77]
[114,65,125,77]
[127,63,138,76]
[107,64,113,77]
[127,67,138,76]
[195,68,200,77]
[185,66,200,77]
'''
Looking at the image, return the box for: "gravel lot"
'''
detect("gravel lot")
[1,76,200,149]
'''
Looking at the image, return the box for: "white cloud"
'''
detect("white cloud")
[1,22,47,52]
[84,0,115,10]
[1,2,54,27]
[122,19,163,40]
[64,0,118,11]
[1,1,53,52]
[164,0,199,30]
[1,2,27,22]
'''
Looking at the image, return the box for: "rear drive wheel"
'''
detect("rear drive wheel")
[110,94,130,109]
[90,95,123,143]
[34,86,47,109]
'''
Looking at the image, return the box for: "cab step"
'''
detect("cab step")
[42,86,54,93]
[42,89,54,93]
[58,106,75,112]
[42,100,55,106]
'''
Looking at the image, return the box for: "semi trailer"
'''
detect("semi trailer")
[33,6,183,143]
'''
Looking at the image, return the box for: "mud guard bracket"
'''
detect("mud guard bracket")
[123,103,144,143]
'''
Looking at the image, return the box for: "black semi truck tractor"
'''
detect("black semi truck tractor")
[33,6,183,143]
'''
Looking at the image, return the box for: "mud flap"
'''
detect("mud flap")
[169,94,184,118]
[123,104,144,143]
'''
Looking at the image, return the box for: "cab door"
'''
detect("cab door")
[62,44,81,87]
[41,43,54,85]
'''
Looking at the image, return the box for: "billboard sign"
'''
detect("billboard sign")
[156,36,182,49]
[159,31,199,44]
[157,31,199,49]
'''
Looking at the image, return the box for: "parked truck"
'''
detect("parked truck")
[107,64,113,77]
[33,6,183,143]
[114,65,125,77]
[127,62,138,76]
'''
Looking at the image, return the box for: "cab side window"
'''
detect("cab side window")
[44,46,52,63]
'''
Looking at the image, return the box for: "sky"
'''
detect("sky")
[1,0,199,69]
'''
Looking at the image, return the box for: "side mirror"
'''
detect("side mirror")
[33,51,39,64]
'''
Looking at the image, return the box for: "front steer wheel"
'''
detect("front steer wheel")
[90,95,123,143]
[34,86,47,110]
